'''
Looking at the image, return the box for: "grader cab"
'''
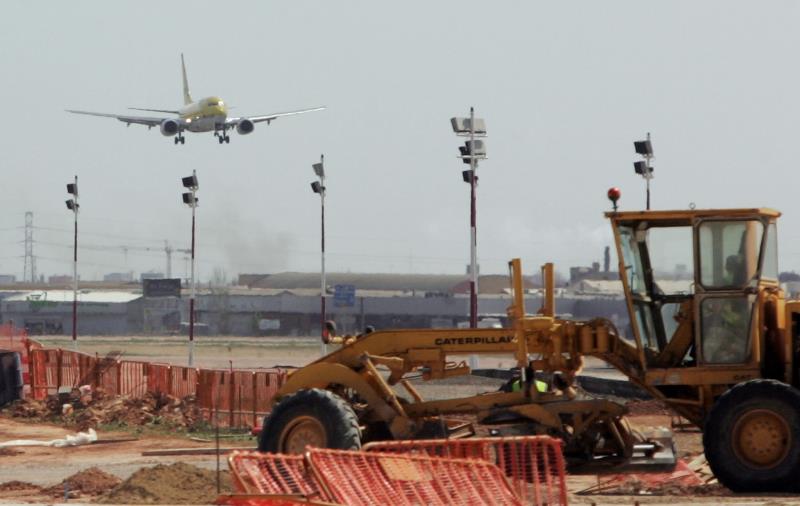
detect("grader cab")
[601,208,800,492]
[259,207,800,492]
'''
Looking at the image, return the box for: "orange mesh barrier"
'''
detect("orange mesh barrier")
[217,495,334,506]
[306,448,523,506]
[26,344,285,428]
[228,451,325,500]
[198,369,285,428]
[363,436,568,506]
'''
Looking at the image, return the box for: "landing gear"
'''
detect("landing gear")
[214,131,230,144]
[174,134,185,145]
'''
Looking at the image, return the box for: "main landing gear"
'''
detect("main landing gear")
[215,131,230,144]
[173,133,185,145]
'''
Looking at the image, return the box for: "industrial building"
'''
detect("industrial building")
[0,272,629,337]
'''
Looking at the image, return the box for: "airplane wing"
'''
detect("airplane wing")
[66,109,169,128]
[225,106,325,126]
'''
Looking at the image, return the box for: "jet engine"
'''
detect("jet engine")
[160,119,180,136]
[236,119,255,135]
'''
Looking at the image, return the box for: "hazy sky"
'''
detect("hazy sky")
[1,1,799,282]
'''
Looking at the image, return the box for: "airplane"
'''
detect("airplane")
[67,54,325,144]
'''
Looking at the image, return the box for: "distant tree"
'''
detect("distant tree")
[779,271,800,282]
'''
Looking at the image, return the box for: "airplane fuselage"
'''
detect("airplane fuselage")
[179,96,228,132]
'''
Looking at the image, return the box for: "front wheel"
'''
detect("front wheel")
[258,388,361,454]
[704,379,800,492]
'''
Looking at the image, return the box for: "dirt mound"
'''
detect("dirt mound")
[603,479,731,496]
[0,481,41,492]
[625,399,671,416]
[5,389,200,430]
[99,462,231,505]
[74,390,200,430]
[43,467,121,498]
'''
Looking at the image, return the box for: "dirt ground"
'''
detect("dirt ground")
[0,416,250,487]
[6,337,800,505]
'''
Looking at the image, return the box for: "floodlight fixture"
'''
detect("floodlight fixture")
[632,133,655,210]
[182,174,199,190]
[313,162,324,178]
[65,199,77,211]
[67,183,78,196]
[450,117,487,135]
[182,192,198,206]
[634,140,653,157]
[458,140,487,164]
[633,161,649,175]
[462,170,477,184]
[310,181,324,194]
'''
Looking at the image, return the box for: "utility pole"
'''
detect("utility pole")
[633,133,655,210]
[310,155,327,352]
[66,177,79,350]
[451,109,487,328]
[468,107,478,329]
[165,240,173,279]
[181,171,199,367]
[23,212,35,283]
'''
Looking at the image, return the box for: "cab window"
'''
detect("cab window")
[698,220,762,289]
[761,222,778,281]
[700,296,754,364]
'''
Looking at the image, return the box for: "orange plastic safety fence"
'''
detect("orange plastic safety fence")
[228,451,326,500]
[197,369,285,428]
[363,436,568,506]
[26,344,285,429]
[306,448,523,506]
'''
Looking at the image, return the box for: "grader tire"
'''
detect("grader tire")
[258,388,361,454]
[704,379,800,492]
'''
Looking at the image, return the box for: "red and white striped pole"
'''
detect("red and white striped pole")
[468,107,478,329]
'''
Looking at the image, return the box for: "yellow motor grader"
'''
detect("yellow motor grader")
[259,207,800,492]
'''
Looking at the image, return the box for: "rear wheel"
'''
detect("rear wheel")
[704,379,800,492]
[258,388,361,454]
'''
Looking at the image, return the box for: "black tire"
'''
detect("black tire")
[258,388,361,454]
[703,379,800,492]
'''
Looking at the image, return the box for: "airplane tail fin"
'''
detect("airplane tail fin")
[181,53,192,105]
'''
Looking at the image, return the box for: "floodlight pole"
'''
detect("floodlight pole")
[468,107,478,329]
[645,132,652,210]
[189,170,197,367]
[71,175,78,350]
[319,155,327,347]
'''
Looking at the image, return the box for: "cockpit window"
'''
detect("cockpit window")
[207,100,220,106]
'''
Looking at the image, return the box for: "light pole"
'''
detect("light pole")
[66,176,79,350]
[451,109,487,328]
[633,133,654,210]
[181,171,199,367]
[310,155,326,351]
